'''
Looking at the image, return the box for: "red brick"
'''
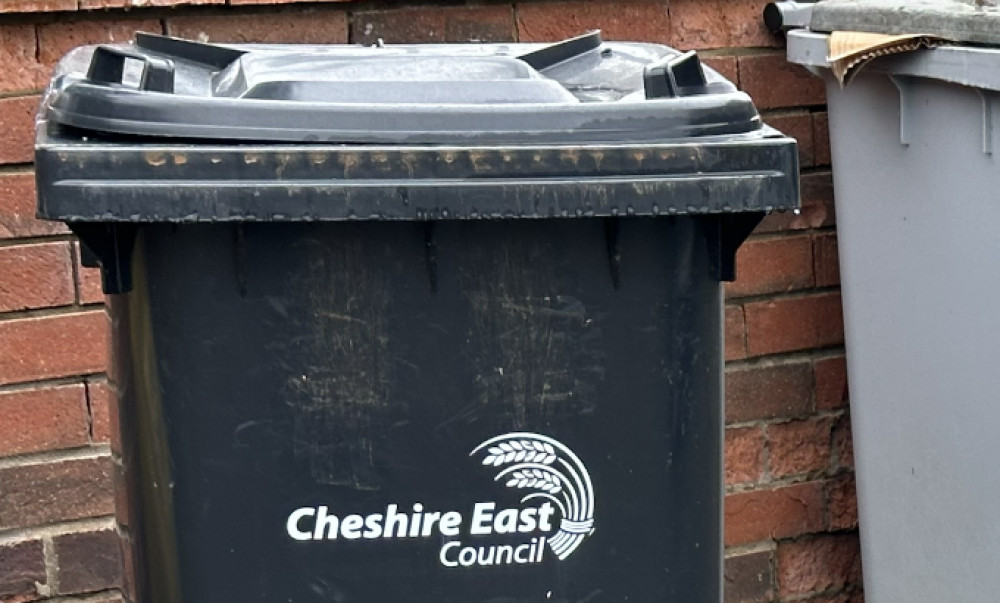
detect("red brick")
[0,242,75,312]
[725,426,765,486]
[0,95,40,165]
[75,241,105,305]
[37,19,163,68]
[814,355,848,410]
[765,111,815,168]
[0,311,109,386]
[230,0,342,4]
[768,417,835,478]
[0,384,89,457]
[0,539,46,598]
[87,380,113,444]
[0,23,47,94]
[776,533,862,597]
[725,360,812,423]
[0,172,69,239]
[827,473,859,531]
[833,414,855,470]
[352,5,514,45]
[669,0,781,50]
[724,481,825,546]
[814,233,840,288]
[702,55,738,85]
[0,0,76,12]
[168,9,348,44]
[82,0,221,7]
[814,112,831,166]
[517,0,671,42]
[0,456,114,529]
[725,305,746,361]
[114,460,129,526]
[758,172,836,233]
[724,550,774,603]
[738,53,826,110]
[726,235,814,298]
[54,529,123,594]
[744,292,844,357]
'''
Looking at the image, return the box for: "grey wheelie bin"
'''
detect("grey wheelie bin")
[782,2,1000,601]
[35,31,798,603]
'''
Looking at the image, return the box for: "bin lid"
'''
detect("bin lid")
[43,31,759,144]
[810,0,1000,45]
[36,32,799,224]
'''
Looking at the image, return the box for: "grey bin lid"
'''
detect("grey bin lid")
[810,0,1000,45]
[44,31,760,144]
[35,31,799,226]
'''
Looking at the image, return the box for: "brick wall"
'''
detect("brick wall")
[0,1,861,601]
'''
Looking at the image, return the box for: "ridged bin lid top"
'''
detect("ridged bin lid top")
[41,31,765,144]
[810,0,1000,45]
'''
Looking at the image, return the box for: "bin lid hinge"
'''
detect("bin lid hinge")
[701,212,765,282]
[70,224,138,295]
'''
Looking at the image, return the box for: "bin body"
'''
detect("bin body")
[38,32,798,603]
[789,24,1000,603]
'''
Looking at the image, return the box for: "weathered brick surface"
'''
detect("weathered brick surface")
[725,426,765,486]
[517,0,670,42]
[669,0,781,50]
[726,360,813,424]
[814,355,848,410]
[353,5,514,45]
[0,172,69,239]
[814,112,832,166]
[739,52,827,109]
[833,414,855,470]
[0,0,77,12]
[768,417,835,478]
[0,539,46,599]
[0,242,75,313]
[702,55,738,84]
[81,0,221,8]
[814,233,840,288]
[724,549,774,603]
[726,235,814,298]
[827,473,859,531]
[87,380,113,444]
[76,242,106,305]
[54,530,123,594]
[777,534,862,597]
[724,482,825,546]
[0,95,41,166]
[0,456,114,529]
[168,9,349,44]
[38,19,163,68]
[0,311,109,386]
[744,293,844,357]
[0,23,46,94]
[725,305,747,361]
[0,384,89,457]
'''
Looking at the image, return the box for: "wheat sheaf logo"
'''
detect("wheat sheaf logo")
[471,432,595,560]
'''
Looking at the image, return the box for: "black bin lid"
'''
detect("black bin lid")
[45,31,759,144]
[36,31,799,224]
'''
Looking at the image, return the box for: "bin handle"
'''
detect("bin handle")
[87,45,175,93]
[643,51,708,99]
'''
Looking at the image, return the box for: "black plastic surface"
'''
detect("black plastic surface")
[115,218,724,603]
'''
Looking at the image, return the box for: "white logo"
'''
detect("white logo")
[285,432,595,568]
[471,432,595,560]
